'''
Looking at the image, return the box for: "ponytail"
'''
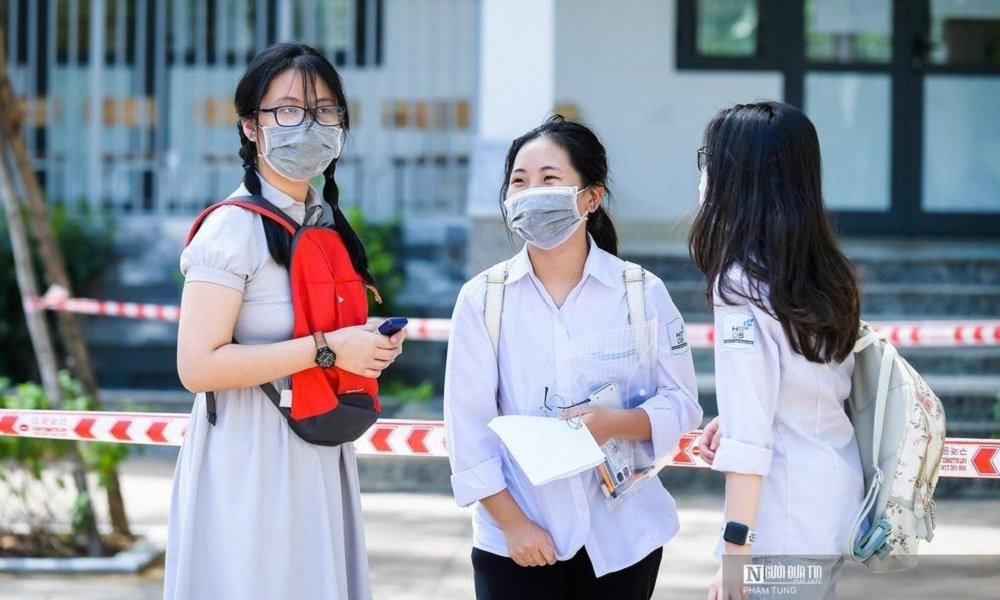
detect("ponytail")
[586,205,618,257]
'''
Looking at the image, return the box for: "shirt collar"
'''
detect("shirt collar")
[233,174,324,225]
[504,235,619,288]
[256,173,320,211]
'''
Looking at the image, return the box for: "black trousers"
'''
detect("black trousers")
[471,546,663,600]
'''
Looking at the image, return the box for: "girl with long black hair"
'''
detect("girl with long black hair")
[166,43,404,600]
[690,101,864,600]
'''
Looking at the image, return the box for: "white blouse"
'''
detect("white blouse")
[710,265,864,556]
[444,242,702,577]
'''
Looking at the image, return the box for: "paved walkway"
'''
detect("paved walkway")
[0,457,997,599]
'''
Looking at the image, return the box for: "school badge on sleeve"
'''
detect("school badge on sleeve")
[722,313,756,351]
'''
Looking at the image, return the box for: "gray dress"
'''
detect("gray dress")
[164,178,371,600]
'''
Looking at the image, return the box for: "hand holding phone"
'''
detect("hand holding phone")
[377,317,408,336]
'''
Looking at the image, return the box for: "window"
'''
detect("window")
[928,0,1000,66]
[805,0,892,63]
[696,0,759,58]
[676,0,781,70]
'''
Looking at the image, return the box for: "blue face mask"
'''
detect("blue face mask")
[503,186,589,250]
[259,121,343,182]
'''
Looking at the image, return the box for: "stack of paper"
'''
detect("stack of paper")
[488,415,605,486]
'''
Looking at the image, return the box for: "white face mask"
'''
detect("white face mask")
[503,185,589,250]
[259,121,343,182]
[698,169,708,206]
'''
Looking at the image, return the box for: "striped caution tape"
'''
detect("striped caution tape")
[1,409,996,479]
[24,286,1000,348]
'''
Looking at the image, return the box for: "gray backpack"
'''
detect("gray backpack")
[842,321,947,573]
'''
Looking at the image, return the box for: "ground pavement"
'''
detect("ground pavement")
[0,456,997,599]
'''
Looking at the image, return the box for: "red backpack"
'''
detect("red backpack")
[186,195,380,446]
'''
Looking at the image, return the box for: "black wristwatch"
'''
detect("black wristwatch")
[722,521,756,546]
[312,332,337,368]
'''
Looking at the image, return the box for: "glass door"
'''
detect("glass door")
[803,0,894,214]
[921,0,1000,219]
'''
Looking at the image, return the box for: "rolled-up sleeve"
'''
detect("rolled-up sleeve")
[710,281,781,476]
[444,278,507,507]
[180,206,257,292]
[636,277,702,461]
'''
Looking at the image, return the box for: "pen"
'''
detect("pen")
[597,462,617,499]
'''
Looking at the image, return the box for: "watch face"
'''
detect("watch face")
[316,347,336,368]
[723,522,750,545]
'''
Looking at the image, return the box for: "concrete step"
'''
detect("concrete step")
[627,239,1000,287]
[690,347,1000,386]
[660,280,1000,320]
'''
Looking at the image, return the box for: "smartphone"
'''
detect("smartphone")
[377,317,408,336]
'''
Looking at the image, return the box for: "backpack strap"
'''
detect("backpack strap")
[188,195,300,426]
[186,195,299,246]
[854,322,894,470]
[844,320,898,560]
[623,261,646,325]
[484,260,512,358]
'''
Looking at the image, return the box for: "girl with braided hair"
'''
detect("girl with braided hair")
[165,42,403,600]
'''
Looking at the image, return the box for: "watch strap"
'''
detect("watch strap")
[312,331,329,349]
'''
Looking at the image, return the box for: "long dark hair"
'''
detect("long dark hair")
[234,42,372,284]
[499,115,618,256]
[688,101,860,363]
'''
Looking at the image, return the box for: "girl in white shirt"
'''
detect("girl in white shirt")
[444,116,702,600]
[691,101,864,600]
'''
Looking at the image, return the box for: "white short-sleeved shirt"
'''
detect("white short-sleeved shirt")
[710,265,864,556]
[444,241,702,577]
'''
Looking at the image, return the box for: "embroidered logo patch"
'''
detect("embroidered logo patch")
[722,313,756,351]
[667,318,689,355]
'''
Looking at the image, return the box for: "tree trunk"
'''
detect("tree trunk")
[0,149,104,558]
[0,57,131,538]
[0,36,105,555]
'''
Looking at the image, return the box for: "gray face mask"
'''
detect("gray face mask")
[258,121,343,182]
[503,185,589,250]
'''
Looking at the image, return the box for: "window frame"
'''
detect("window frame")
[676,0,1000,236]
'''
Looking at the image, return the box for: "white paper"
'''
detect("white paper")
[488,415,605,486]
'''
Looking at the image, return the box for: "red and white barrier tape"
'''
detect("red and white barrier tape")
[23,287,1000,348]
[1,409,996,479]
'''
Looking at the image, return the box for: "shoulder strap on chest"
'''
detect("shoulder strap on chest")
[484,260,512,357]
[186,195,299,245]
[484,259,648,354]
[623,261,646,325]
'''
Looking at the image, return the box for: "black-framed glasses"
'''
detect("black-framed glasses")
[540,387,591,429]
[256,104,345,127]
[697,147,710,172]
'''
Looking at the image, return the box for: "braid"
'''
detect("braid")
[322,160,374,285]
[237,122,292,267]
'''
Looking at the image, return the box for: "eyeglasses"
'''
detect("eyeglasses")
[256,104,345,127]
[540,387,591,429]
[697,147,710,172]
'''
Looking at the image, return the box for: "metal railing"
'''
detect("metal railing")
[3,0,476,224]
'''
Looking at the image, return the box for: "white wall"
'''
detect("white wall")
[554,0,783,250]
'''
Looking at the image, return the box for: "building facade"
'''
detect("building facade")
[4,0,998,260]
